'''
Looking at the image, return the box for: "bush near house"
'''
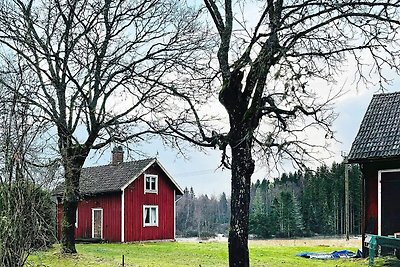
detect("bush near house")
[0,181,56,266]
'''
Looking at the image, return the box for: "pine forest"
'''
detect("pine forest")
[176,162,362,239]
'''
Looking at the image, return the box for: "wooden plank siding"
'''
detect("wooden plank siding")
[364,167,378,234]
[57,193,122,242]
[124,164,175,241]
[362,160,400,235]
[76,193,121,242]
[360,160,400,255]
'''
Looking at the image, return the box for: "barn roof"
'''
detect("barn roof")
[348,92,400,162]
[53,158,184,196]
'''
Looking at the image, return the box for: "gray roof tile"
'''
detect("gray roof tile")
[54,158,155,195]
[348,92,400,162]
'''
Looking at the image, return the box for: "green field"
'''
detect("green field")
[27,241,399,267]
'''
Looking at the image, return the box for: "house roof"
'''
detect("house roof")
[348,92,400,162]
[53,158,184,196]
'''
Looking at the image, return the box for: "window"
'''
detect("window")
[143,205,158,227]
[144,174,158,193]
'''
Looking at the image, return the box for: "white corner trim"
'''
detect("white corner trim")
[377,168,400,236]
[75,207,78,228]
[120,159,156,191]
[121,190,125,242]
[174,190,176,239]
[378,170,382,236]
[92,208,103,239]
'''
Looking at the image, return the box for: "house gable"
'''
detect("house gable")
[123,163,175,241]
[120,159,183,195]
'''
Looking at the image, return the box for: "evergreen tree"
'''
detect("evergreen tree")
[268,197,281,236]
[218,192,229,224]
[249,188,269,238]
[175,161,361,239]
[292,193,305,236]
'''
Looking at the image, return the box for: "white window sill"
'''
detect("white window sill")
[144,224,159,227]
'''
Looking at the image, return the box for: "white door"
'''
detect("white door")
[92,208,103,239]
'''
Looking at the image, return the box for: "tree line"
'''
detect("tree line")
[177,162,362,239]
[176,187,230,238]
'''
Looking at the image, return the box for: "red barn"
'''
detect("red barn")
[348,92,400,255]
[54,147,183,242]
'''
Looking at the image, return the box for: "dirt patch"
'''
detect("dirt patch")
[177,236,362,248]
[249,236,361,247]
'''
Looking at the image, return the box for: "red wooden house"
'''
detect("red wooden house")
[54,147,184,242]
[348,92,400,254]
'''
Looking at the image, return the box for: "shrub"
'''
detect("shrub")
[0,181,56,267]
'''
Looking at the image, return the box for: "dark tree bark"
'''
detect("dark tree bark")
[60,147,88,253]
[229,141,254,267]
[167,1,400,266]
[61,197,78,254]
[221,72,257,266]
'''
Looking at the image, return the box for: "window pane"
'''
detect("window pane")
[151,177,156,190]
[145,208,150,224]
[145,177,150,190]
[151,207,157,224]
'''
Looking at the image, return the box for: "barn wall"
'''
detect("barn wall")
[360,160,400,256]
[363,166,378,234]
[124,164,175,241]
[363,160,400,235]
[56,193,122,242]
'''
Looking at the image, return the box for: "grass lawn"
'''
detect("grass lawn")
[26,239,399,267]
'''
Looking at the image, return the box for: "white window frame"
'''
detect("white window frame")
[144,174,158,194]
[143,205,158,227]
[92,208,103,239]
[378,169,400,236]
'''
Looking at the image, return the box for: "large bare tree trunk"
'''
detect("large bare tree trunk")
[61,193,78,253]
[60,149,87,253]
[228,136,255,267]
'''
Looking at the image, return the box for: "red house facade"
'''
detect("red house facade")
[348,92,400,255]
[55,147,183,242]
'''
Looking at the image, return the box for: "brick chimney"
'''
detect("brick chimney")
[111,146,124,165]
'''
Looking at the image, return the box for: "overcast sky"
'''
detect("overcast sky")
[83,2,400,197]
[84,82,399,197]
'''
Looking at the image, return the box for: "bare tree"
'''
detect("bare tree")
[0,56,56,267]
[166,1,400,266]
[0,0,211,253]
